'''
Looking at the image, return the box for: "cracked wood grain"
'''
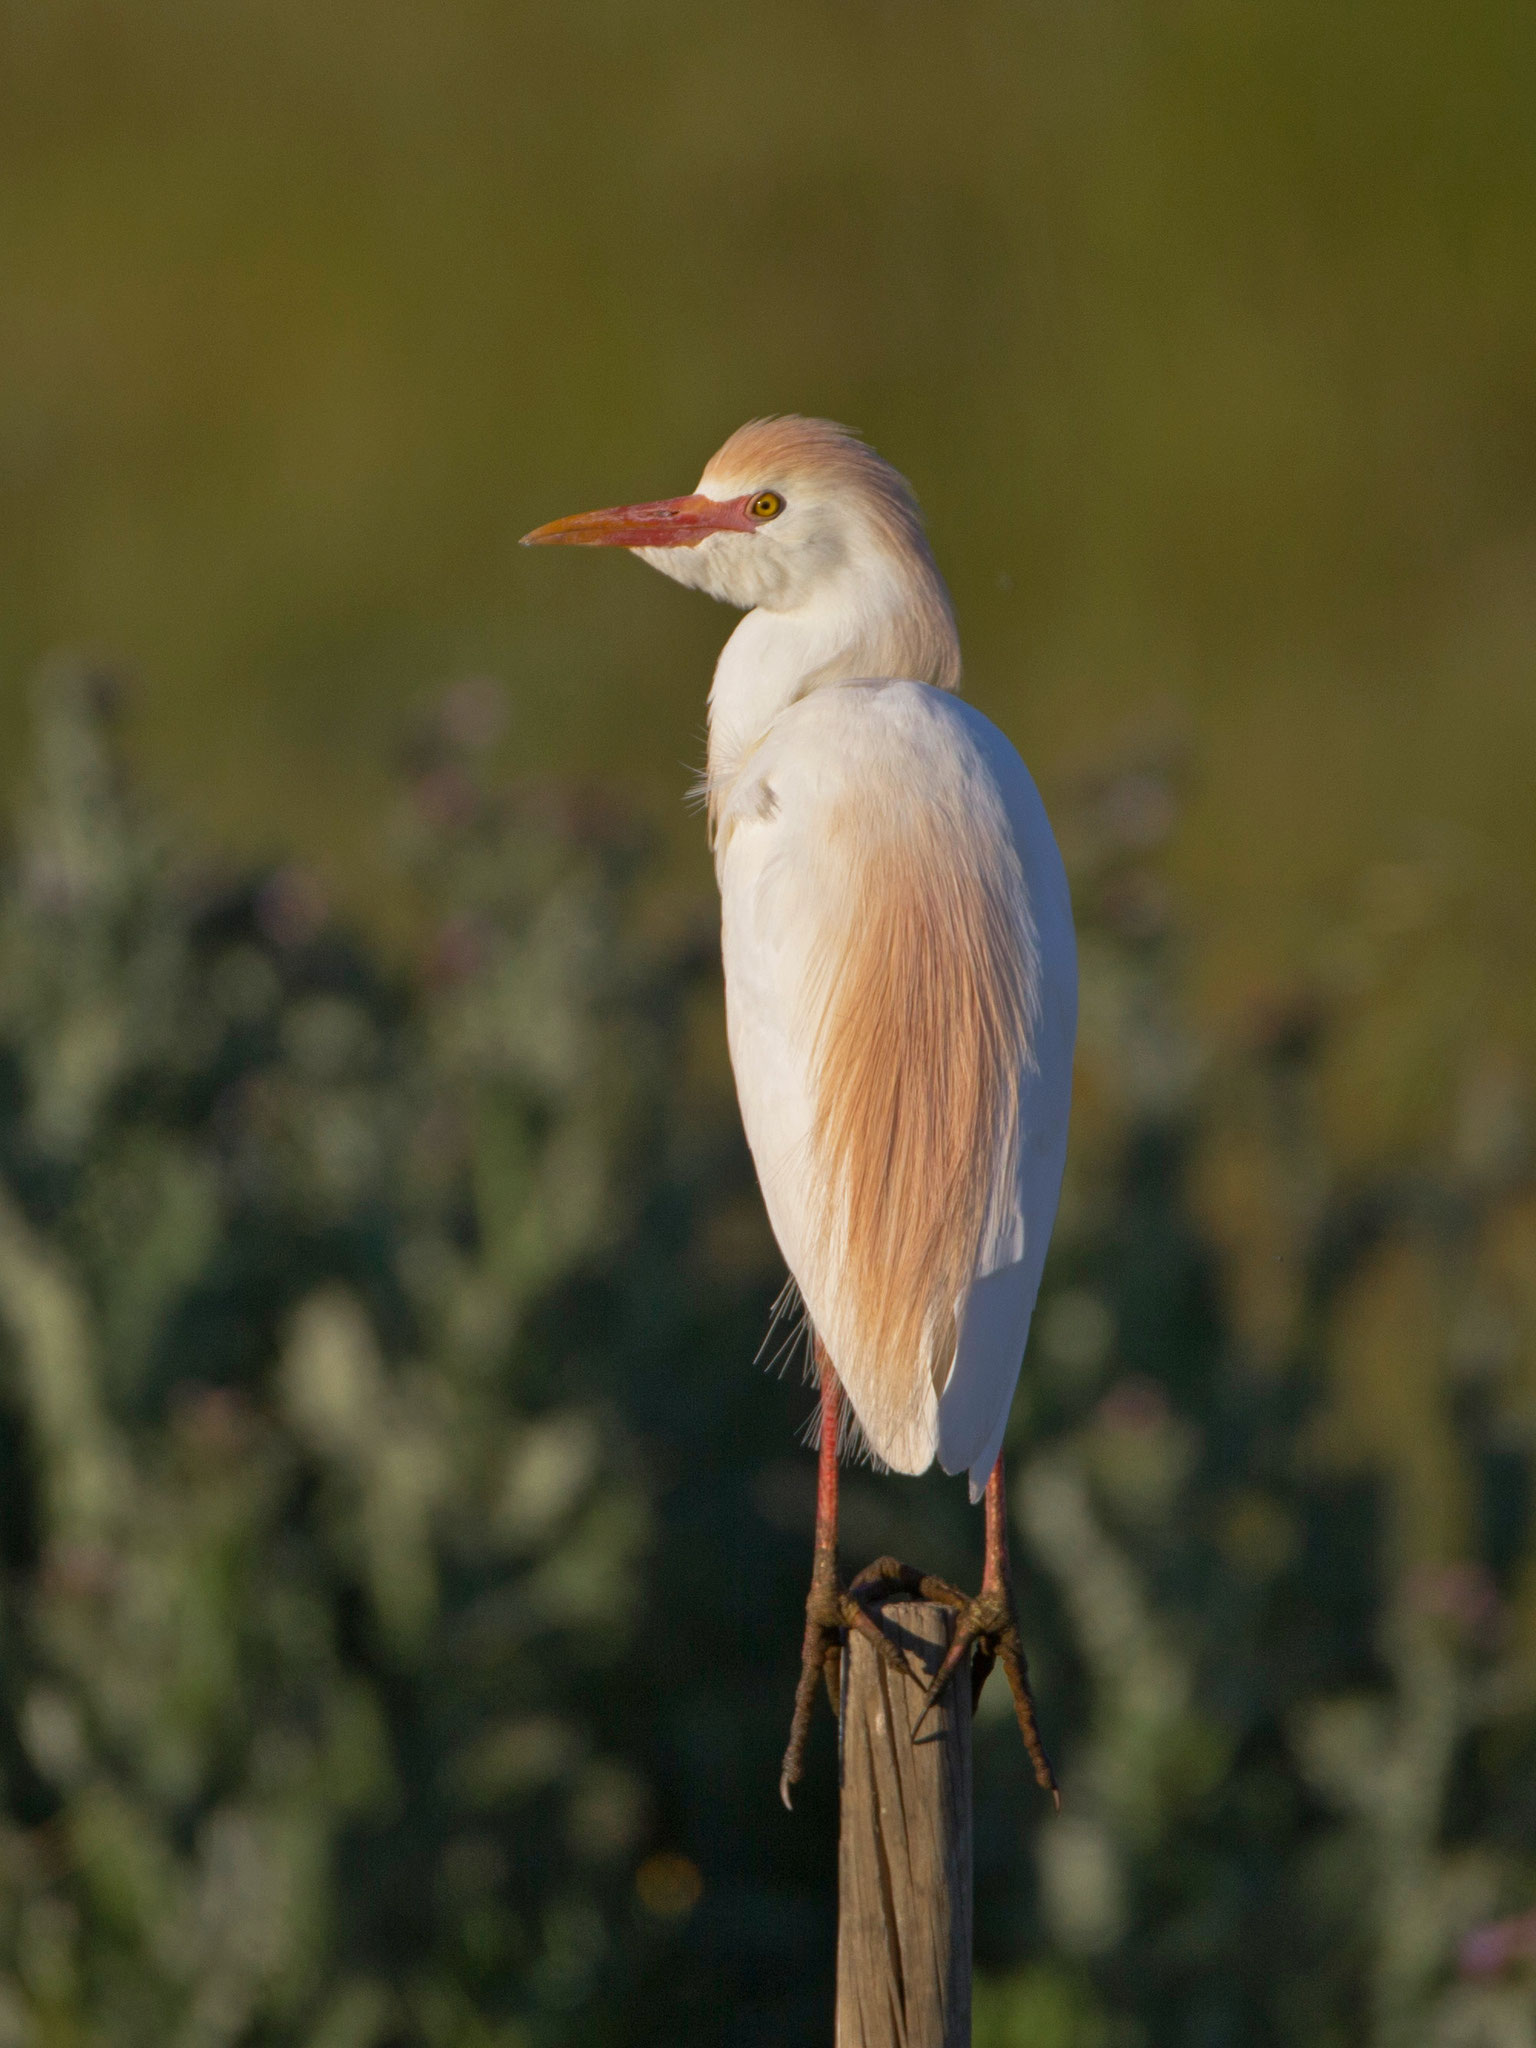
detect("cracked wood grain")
[837,1600,972,2048]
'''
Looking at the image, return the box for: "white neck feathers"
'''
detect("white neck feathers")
[705,545,960,817]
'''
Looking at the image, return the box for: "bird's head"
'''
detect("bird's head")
[522,416,950,622]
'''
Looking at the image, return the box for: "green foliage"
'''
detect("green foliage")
[988,752,1536,2048]
[0,670,683,2048]
[1,676,1534,2048]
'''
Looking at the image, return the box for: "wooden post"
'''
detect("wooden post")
[837,1600,973,2048]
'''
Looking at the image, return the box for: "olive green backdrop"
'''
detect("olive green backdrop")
[4,0,1534,1011]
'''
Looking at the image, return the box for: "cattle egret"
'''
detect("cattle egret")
[523,419,1076,1807]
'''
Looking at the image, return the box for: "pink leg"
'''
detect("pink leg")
[983,1451,1013,1596]
[915,1453,1059,1805]
[777,1358,842,1809]
[778,1347,908,1810]
[778,1373,1055,1809]
[982,1455,1058,1803]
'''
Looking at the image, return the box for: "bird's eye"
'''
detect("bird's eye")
[748,491,784,521]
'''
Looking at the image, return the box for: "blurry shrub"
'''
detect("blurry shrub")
[0,671,1533,2048]
[0,667,700,2048]
[977,746,1536,2048]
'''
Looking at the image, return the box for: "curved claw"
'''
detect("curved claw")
[995,1626,1061,1807]
[780,1607,840,1807]
[912,1621,981,1736]
[779,1590,919,1809]
[911,1586,1060,1805]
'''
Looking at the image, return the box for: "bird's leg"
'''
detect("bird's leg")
[778,1357,843,1809]
[778,1349,908,1811]
[913,1454,1060,1807]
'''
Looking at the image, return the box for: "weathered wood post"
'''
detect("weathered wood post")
[837,1599,973,2048]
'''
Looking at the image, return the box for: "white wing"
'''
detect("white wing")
[716,680,1076,1499]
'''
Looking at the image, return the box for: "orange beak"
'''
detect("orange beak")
[520,492,757,550]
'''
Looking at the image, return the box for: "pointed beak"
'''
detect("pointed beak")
[520,492,756,550]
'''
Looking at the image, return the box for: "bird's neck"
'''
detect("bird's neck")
[704,563,961,807]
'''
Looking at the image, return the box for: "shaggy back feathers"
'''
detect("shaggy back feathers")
[801,724,1037,1471]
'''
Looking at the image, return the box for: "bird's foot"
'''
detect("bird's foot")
[838,1553,1056,1805]
[778,1556,911,1809]
[777,1386,1056,1809]
[886,1559,1058,1809]
[777,1550,1057,1810]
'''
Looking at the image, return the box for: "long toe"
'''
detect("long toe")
[904,1584,1057,1805]
[913,1616,984,1735]
[994,1622,1059,1806]
[780,1600,840,1808]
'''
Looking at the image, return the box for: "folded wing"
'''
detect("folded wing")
[717,680,1076,1495]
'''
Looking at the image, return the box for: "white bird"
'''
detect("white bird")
[523,418,1076,1806]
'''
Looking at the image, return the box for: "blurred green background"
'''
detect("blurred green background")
[5,0,1535,1006]
[3,5,1536,2047]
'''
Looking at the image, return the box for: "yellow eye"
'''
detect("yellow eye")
[748,490,784,521]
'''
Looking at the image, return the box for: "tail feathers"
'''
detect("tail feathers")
[794,1261,1034,1489]
[825,1328,939,1475]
